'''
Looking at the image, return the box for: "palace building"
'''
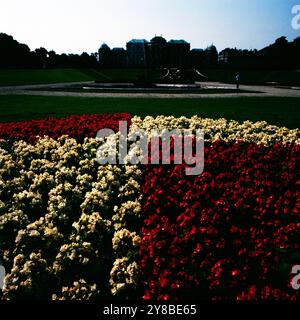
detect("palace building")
[98,36,217,68]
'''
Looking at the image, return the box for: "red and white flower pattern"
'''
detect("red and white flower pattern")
[0,114,299,300]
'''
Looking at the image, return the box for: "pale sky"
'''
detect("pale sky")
[0,0,299,54]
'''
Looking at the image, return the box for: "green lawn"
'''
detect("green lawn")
[202,69,300,86]
[76,68,300,86]
[0,68,164,86]
[0,95,299,129]
[92,69,164,82]
[0,69,96,86]
[1,68,300,87]
[32,87,258,94]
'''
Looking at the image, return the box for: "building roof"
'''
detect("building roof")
[206,44,217,51]
[112,47,125,51]
[99,43,110,50]
[127,39,149,44]
[168,39,189,44]
[191,48,204,52]
[150,36,167,44]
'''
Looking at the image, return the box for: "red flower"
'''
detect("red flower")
[139,141,300,300]
[0,113,132,142]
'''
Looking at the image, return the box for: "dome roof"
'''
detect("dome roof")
[150,36,167,44]
[207,44,217,51]
[100,43,110,50]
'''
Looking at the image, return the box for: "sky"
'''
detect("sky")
[0,0,299,54]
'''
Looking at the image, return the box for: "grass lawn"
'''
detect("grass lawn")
[0,95,299,129]
[92,68,165,82]
[1,68,300,87]
[78,68,300,86]
[0,68,164,86]
[201,69,300,86]
[32,87,258,94]
[0,69,96,86]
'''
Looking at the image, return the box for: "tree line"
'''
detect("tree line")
[218,36,300,69]
[0,32,299,69]
[0,33,98,69]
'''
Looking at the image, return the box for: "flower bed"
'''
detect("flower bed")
[140,141,300,300]
[0,114,299,300]
[0,136,141,299]
[0,113,132,143]
[131,115,300,145]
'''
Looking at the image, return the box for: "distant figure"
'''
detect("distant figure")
[235,73,240,90]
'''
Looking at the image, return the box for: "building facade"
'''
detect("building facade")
[167,39,190,68]
[190,49,206,68]
[98,43,111,67]
[98,37,218,69]
[126,39,148,67]
[110,48,127,67]
[204,45,218,66]
[148,36,168,68]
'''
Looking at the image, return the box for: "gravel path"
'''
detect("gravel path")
[1,81,300,98]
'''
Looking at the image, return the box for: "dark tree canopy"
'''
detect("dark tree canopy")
[0,33,299,70]
[0,33,98,69]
